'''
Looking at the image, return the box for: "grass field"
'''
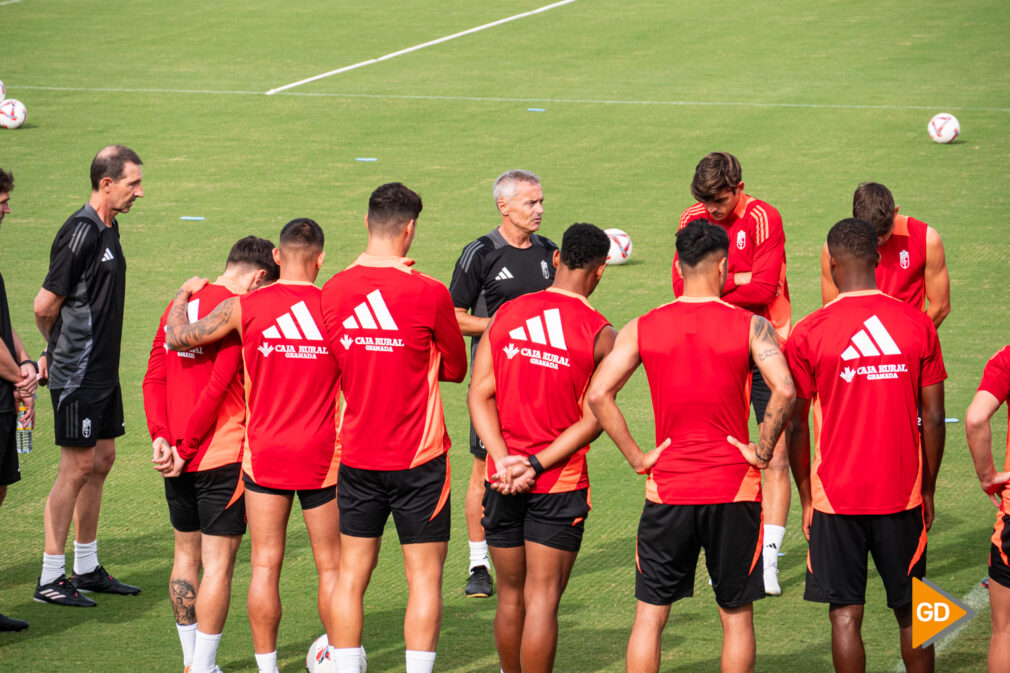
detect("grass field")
[1,0,1009,671]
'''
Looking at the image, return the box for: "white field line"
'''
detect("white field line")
[15,85,1010,113]
[0,0,24,6]
[892,578,990,673]
[264,0,578,95]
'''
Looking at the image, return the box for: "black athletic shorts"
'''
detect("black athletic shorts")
[469,422,487,460]
[750,366,771,422]
[165,463,246,536]
[635,500,764,609]
[338,454,451,544]
[805,506,926,609]
[50,385,124,447]
[0,411,20,487]
[482,485,590,553]
[241,473,335,510]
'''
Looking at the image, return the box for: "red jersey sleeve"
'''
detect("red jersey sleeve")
[721,205,784,308]
[179,332,242,461]
[142,309,170,442]
[432,282,467,382]
[920,317,947,387]
[785,321,815,401]
[979,346,1010,402]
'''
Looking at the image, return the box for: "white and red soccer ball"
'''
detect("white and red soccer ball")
[0,97,27,129]
[307,634,367,673]
[605,228,633,266]
[927,113,959,144]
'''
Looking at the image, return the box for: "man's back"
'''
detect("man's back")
[321,254,466,471]
[787,290,947,515]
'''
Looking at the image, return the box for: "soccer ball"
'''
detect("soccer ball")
[927,113,959,144]
[306,634,367,673]
[0,98,27,129]
[605,228,633,265]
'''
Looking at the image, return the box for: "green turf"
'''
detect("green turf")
[1,0,1008,670]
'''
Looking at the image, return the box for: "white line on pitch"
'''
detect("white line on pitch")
[264,0,578,95]
[0,0,24,6]
[892,578,989,673]
[15,85,1010,114]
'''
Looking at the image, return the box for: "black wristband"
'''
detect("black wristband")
[19,359,38,373]
[39,350,48,360]
[528,454,545,475]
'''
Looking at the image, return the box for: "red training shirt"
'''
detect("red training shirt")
[877,214,928,311]
[977,346,1010,552]
[320,254,467,471]
[486,288,610,494]
[637,298,760,505]
[786,290,947,515]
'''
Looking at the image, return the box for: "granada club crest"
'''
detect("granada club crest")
[900,250,910,269]
[541,259,550,279]
[82,418,92,439]
[736,230,746,250]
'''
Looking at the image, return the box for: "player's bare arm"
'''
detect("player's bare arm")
[587,319,670,474]
[819,242,839,305]
[454,306,491,337]
[965,390,1010,506]
[924,226,951,328]
[729,316,795,468]
[787,399,813,540]
[0,330,24,385]
[33,287,64,344]
[920,381,946,530]
[466,325,512,481]
[164,280,240,351]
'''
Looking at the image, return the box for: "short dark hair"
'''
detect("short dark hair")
[676,218,729,267]
[226,236,280,282]
[690,152,742,202]
[279,217,325,252]
[367,182,423,236]
[827,218,878,263]
[90,145,143,191]
[0,167,12,194]
[560,223,610,269]
[852,182,895,238]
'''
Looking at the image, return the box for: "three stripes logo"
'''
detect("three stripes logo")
[101,247,115,263]
[503,308,570,370]
[258,301,329,360]
[839,315,908,383]
[340,289,405,353]
[495,267,515,282]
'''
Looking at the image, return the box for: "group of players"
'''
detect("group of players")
[2,146,1010,673]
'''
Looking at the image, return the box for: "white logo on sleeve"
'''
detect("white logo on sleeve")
[495,267,514,281]
[503,308,570,369]
[101,248,115,263]
[839,315,907,382]
[340,289,404,352]
[259,301,329,359]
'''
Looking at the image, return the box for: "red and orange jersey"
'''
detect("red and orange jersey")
[320,254,467,471]
[978,346,1010,536]
[787,291,947,516]
[672,196,791,343]
[142,279,245,472]
[638,298,760,505]
[485,288,610,494]
[877,215,928,311]
[240,281,341,489]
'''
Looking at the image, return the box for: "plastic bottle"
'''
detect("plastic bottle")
[16,396,33,454]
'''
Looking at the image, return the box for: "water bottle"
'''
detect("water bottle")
[16,397,33,454]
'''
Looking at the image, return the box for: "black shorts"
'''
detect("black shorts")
[635,501,764,609]
[482,486,590,553]
[338,454,451,544]
[469,422,487,460]
[50,385,125,447]
[165,463,246,536]
[750,366,771,422]
[242,473,335,510]
[0,411,20,487]
[805,507,927,609]
[988,513,1010,588]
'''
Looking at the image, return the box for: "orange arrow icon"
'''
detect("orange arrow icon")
[912,577,975,648]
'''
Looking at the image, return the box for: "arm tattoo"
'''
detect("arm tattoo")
[169,578,197,624]
[167,297,235,350]
[752,316,778,347]
[758,402,789,463]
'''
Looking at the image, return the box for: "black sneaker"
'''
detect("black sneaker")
[465,566,494,598]
[0,613,29,631]
[33,575,97,607]
[69,565,141,595]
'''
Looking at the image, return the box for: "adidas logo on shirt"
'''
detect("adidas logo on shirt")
[502,308,570,369]
[838,315,908,382]
[259,301,329,360]
[101,248,115,263]
[495,267,515,281]
[340,290,404,352]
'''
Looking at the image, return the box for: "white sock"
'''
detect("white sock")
[468,539,489,572]
[329,646,365,673]
[192,631,221,673]
[763,524,786,567]
[254,650,278,673]
[176,623,198,667]
[73,540,99,575]
[405,649,436,673]
[41,553,66,585]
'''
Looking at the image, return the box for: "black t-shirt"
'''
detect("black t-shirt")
[42,204,126,391]
[449,228,558,323]
[0,273,15,413]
